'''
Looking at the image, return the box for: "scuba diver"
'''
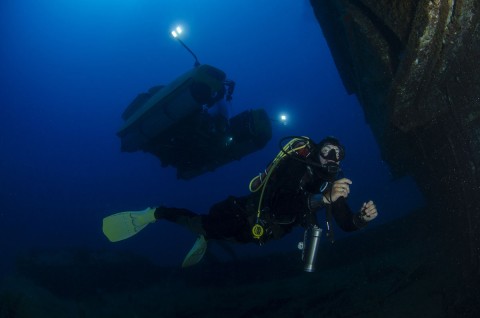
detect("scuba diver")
[116,63,272,180]
[103,136,378,269]
[117,26,272,180]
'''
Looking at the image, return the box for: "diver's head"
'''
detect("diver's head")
[314,137,345,180]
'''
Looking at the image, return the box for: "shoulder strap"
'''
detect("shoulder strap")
[248,137,313,240]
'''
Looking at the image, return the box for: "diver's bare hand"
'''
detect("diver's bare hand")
[359,201,378,222]
[325,178,352,202]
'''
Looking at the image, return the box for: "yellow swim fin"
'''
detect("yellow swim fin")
[102,207,156,242]
[182,235,207,268]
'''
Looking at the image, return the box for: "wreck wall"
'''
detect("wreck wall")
[309,0,480,292]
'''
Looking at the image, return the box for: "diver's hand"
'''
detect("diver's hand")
[325,178,352,203]
[359,201,378,222]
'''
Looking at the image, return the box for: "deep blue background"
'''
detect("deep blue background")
[0,0,424,272]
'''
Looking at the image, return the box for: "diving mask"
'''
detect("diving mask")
[319,144,344,162]
[316,138,345,178]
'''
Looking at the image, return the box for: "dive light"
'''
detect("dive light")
[170,25,200,67]
[269,112,289,126]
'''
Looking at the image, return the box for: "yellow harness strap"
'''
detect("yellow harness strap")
[248,137,311,240]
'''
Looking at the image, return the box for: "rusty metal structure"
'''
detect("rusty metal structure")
[310,0,480,304]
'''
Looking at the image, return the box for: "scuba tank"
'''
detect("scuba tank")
[299,225,323,272]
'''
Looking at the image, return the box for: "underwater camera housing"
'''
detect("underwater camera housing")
[117,64,272,179]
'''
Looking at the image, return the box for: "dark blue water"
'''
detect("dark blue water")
[0,0,424,273]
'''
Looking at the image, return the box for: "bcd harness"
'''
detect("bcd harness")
[248,136,315,241]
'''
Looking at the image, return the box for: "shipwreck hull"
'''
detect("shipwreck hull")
[310,0,480,306]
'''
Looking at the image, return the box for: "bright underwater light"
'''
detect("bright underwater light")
[171,25,183,38]
[170,24,200,67]
[279,113,288,125]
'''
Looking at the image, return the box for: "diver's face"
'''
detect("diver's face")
[318,144,342,165]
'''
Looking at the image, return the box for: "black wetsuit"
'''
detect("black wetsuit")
[155,154,367,243]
